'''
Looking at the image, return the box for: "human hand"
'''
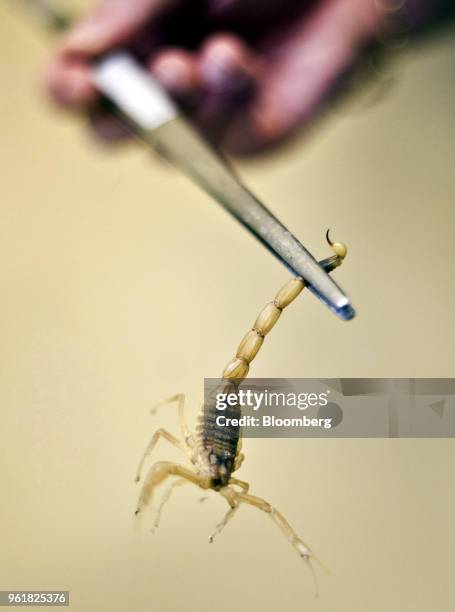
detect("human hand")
[45,0,444,155]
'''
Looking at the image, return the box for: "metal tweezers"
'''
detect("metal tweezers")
[16,0,355,321]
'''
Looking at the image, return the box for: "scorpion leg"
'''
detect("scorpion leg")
[227,491,321,594]
[234,491,313,560]
[234,452,245,471]
[229,477,249,493]
[209,479,249,542]
[135,461,210,517]
[209,486,239,543]
[135,428,184,484]
[151,394,194,448]
[153,478,188,531]
[209,506,238,543]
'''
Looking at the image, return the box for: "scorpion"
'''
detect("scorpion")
[134,231,347,583]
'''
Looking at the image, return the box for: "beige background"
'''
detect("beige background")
[1,2,455,611]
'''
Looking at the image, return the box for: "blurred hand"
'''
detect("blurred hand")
[44,0,435,155]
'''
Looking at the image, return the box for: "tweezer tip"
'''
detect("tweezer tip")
[337,303,356,321]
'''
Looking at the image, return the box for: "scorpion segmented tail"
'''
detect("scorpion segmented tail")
[221,230,348,382]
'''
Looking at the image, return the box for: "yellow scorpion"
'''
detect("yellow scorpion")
[134,231,347,584]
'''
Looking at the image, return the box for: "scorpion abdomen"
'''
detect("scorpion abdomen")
[196,382,240,489]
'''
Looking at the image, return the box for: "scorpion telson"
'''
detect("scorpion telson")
[135,231,348,590]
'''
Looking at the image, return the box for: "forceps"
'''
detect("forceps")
[14,0,356,321]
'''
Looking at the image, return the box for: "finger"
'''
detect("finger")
[148,48,202,103]
[192,34,262,145]
[199,33,262,95]
[62,0,182,57]
[223,0,384,155]
[45,55,97,109]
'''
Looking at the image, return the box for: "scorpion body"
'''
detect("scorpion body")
[135,232,347,581]
[195,377,240,489]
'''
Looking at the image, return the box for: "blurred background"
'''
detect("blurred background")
[1,1,455,611]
